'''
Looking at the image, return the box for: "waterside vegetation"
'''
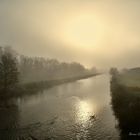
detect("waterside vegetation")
[0,47,98,99]
[110,67,140,139]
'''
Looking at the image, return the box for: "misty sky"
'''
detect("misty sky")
[0,0,140,69]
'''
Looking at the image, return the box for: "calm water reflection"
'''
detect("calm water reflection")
[0,74,120,140]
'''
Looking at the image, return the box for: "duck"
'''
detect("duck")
[90,115,96,120]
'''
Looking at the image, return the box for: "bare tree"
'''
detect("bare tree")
[0,47,19,91]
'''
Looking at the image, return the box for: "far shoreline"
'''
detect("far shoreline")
[0,73,101,100]
[23,73,101,93]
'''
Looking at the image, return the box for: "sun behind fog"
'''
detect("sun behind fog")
[60,14,102,49]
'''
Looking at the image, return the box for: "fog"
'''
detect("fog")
[0,0,140,69]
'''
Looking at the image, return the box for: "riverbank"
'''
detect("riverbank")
[22,73,100,94]
[0,73,100,99]
[110,73,140,138]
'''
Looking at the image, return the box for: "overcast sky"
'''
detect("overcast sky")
[0,0,140,69]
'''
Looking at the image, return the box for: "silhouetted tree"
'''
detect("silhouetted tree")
[0,47,19,91]
[110,67,119,76]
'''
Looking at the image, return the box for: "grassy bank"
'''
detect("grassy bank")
[22,73,100,94]
[110,69,140,137]
[0,73,100,99]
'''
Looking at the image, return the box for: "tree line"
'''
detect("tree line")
[0,47,96,91]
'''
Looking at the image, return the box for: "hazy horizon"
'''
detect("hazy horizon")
[0,0,140,69]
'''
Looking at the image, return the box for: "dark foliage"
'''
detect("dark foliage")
[0,47,19,94]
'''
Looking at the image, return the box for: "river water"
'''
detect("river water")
[0,74,120,140]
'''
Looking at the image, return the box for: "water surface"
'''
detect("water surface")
[0,74,120,140]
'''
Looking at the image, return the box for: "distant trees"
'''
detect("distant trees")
[0,46,96,85]
[110,67,119,76]
[18,56,93,83]
[0,47,19,91]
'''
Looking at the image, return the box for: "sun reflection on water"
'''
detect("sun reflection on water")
[75,100,96,139]
[76,100,96,124]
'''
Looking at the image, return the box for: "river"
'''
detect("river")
[0,74,120,140]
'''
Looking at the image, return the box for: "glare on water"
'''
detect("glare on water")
[76,100,96,123]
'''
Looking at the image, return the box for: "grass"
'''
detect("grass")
[110,73,140,136]
[0,73,100,99]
